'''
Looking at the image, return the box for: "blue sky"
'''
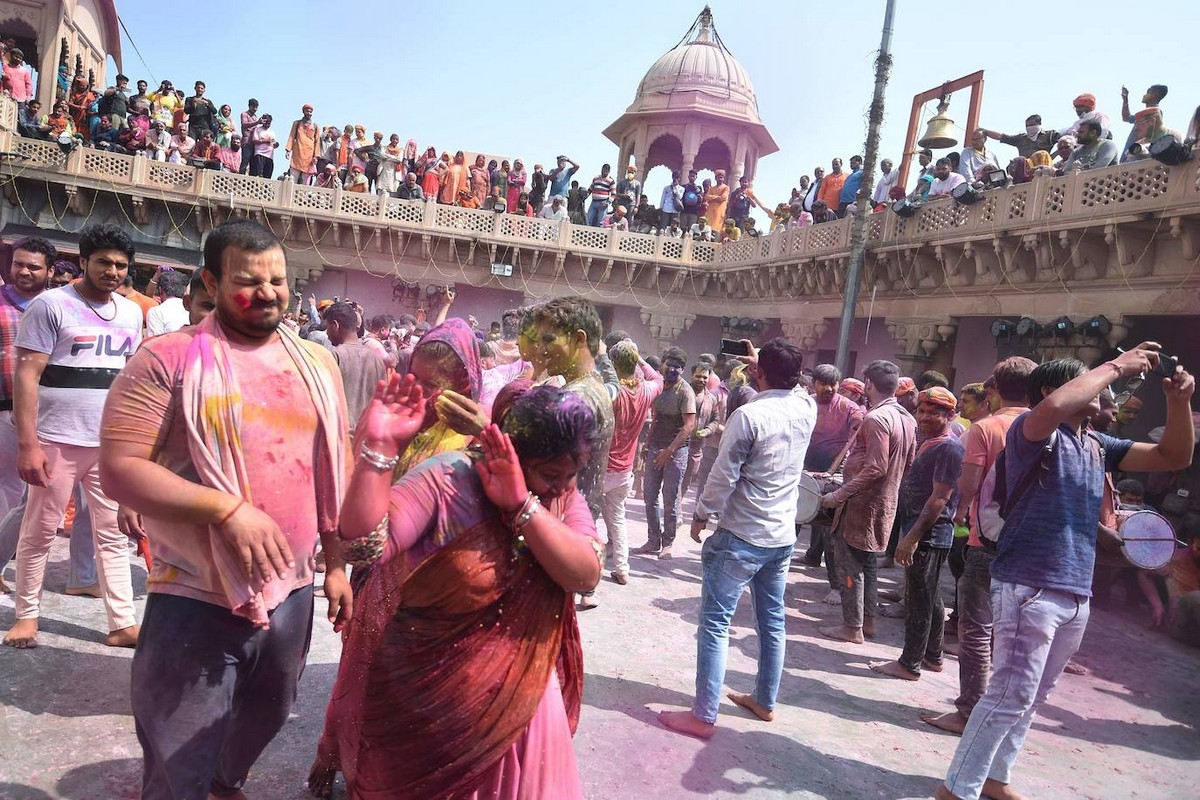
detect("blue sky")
[109,0,1194,221]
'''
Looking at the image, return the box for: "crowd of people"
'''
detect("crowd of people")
[0,216,1196,799]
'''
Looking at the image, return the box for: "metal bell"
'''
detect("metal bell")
[918,103,958,150]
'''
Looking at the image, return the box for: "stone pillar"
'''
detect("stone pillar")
[780,319,829,362]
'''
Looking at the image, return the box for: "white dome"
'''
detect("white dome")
[629,7,762,125]
[636,40,757,111]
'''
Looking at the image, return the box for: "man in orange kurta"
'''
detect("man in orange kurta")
[704,170,730,228]
[286,104,319,185]
[816,158,847,214]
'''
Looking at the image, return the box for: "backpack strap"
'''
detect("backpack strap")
[1000,430,1058,518]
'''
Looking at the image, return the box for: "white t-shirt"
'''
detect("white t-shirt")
[929,172,966,198]
[146,296,190,337]
[15,285,142,447]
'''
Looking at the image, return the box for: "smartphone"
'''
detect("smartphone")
[720,338,750,357]
[1152,353,1180,377]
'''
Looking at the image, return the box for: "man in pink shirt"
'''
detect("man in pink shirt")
[100,219,352,799]
[801,364,864,600]
[603,340,663,584]
[818,360,916,644]
[921,356,1036,735]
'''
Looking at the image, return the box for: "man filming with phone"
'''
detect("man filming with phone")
[938,342,1194,800]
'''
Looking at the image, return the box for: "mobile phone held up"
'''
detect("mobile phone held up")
[720,338,750,357]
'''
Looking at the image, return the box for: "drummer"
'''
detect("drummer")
[936,348,1194,800]
[800,364,864,604]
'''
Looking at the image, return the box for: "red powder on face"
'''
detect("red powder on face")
[233,291,253,310]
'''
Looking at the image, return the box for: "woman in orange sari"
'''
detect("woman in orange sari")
[440,150,470,205]
[470,154,490,207]
[313,378,600,799]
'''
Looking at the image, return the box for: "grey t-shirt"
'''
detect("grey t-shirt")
[16,285,142,447]
[649,379,697,448]
[332,341,388,436]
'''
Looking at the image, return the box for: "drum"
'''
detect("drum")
[795,472,824,525]
[1117,509,1179,570]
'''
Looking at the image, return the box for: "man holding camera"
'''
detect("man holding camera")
[938,345,1194,800]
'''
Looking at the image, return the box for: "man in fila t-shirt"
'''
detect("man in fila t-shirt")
[3,224,142,649]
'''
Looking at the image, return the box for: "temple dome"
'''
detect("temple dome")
[633,11,759,123]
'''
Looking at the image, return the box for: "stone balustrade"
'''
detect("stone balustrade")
[2,84,1199,324]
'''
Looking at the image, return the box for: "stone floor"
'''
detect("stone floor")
[1,495,1197,799]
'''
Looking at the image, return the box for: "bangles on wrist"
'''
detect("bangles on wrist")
[360,443,400,471]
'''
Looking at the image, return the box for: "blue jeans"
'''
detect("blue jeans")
[0,483,97,589]
[643,444,688,548]
[586,198,609,227]
[944,580,1089,799]
[694,529,792,723]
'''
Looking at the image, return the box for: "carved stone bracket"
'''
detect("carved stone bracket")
[885,316,958,374]
[639,310,695,348]
[780,320,829,353]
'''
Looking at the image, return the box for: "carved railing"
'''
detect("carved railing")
[3,119,1199,278]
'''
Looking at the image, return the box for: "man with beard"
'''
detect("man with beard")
[1061,120,1118,171]
[285,104,319,185]
[3,226,141,649]
[682,362,723,499]
[99,219,353,798]
[634,347,696,560]
[801,364,864,602]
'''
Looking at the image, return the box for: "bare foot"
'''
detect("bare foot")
[818,624,864,644]
[105,625,140,648]
[863,619,877,639]
[920,710,968,735]
[658,709,715,740]
[307,753,339,798]
[935,783,962,800]
[821,589,842,605]
[944,641,960,657]
[0,576,10,594]
[65,583,103,598]
[1062,660,1089,676]
[922,658,944,672]
[3,619,39,648]
[879,588,903,602]
[728,692,774,722]
[982,778,1027,800]
[871,660,920,681]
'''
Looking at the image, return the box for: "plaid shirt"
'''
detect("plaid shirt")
[0,285,29,409]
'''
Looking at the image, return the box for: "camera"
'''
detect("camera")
[1152,352,1181,377]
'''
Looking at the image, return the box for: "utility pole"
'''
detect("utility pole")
[834,0,896,375]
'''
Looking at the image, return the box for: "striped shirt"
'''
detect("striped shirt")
[588,175,615,201]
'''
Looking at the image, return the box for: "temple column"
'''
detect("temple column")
[885,316,958,377]
[640,310,696,354]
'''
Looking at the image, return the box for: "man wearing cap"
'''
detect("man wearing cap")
[704,170,730,229]
[839,377,867,408]
[286,104,319,185]
[616,167,642,222]
[345,164,368,193]
[1060,92,1112,140]
[871,387,964,681]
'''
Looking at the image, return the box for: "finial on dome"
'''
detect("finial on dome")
[696,6,714,43]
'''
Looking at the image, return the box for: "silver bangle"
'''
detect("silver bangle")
[513,493,541,532]
[359,444,399,471]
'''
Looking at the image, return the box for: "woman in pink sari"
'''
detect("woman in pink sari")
[470,154,490,207]
[506,158,528,212]
[440,150,470,205]
[312,378,600,799]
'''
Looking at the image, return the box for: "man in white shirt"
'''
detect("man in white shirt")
[145,269,191,336]
[929,159,967,199]
[658,338,816,739]
[539,195,567,221]
[872,159,898,205]
[3,224,142,649]
[958,130,1000,183]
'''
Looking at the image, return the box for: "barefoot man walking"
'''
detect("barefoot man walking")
[659,339,815,739]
